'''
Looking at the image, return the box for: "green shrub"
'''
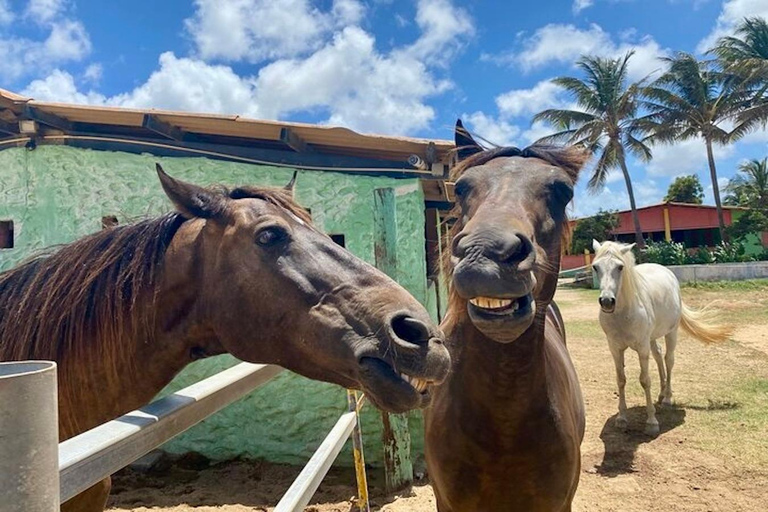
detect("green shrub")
[713,241,755,263]
[642,240,688,266]
[686,246,715,264]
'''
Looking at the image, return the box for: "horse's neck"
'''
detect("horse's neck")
[450,310,550,407]
[60,222,220,439]
[615,265,645,312]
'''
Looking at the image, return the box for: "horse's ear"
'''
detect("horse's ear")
[592,239,602,252]
[156,164,227,220]
[284,171,298,198]
[621,243,636,254]
[455,119,483,161]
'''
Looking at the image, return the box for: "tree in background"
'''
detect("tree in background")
[724,158,768,210]
[642,52,759,242]
[712,16,768,126]
[664,175,704,204]
[533,52,649,249]
[571,209,620,254]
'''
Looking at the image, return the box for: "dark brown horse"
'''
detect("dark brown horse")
[425,122,587,511]
[0,165,450,512]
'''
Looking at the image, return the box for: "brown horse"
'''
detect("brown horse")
[425,122,587,511]
[0,165,450,512]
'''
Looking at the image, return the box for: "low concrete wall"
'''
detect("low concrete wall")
[668,261,768,283]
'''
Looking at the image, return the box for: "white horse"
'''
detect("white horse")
[591,240,732,435]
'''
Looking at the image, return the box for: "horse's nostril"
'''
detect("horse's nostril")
[502,233,534,265]
[391,315,431,346]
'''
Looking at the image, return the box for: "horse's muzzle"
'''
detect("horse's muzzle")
[599,296,616,313]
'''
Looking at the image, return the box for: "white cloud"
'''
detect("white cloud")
[185,0,365,63]
[112,52,261,116]
[25,0,66,24]
[22,69,107,104]
[570,184,631,217]
[19,0,474,136]
[0,19,91,81]
[83,63,102,83]
[645,137,734,177]
[511,23,668,82]
[22,0,473,136]
[45,19,91,60]
[496,80,568,118]
[0,0,14,25]
[0,0,90,82]
[572,0,594,14]
[253,26,453,134]
[697,0,768,53]
[462,112,521,147]
[407,0,474,64]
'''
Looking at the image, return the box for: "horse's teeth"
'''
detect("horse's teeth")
[469,297,515,309]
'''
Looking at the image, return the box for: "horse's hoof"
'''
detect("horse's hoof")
[662,396,673,406]
[645,423,660,436]
[657,394,665,404]
[615,416,628,429]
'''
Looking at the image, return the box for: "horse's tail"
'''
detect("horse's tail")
[679,301,733,344]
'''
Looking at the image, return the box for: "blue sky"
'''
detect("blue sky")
[1,0,767,216]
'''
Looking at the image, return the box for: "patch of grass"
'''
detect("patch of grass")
[688,378,768,468]
[566,319,605,339]
[682,279,768,291]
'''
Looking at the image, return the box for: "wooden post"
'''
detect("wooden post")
[372,187,414,493]
[663,207,672,242]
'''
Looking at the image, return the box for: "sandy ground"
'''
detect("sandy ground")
[109,285,768,512]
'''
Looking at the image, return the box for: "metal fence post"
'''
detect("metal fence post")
[0,361,59,512]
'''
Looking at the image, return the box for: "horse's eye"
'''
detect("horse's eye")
[550,180,573,204]
[256,226,288,247]
[617,264,624,271]
[453,179,471,200]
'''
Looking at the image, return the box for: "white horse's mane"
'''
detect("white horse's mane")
[593,241,640,306]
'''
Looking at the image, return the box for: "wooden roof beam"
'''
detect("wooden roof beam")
[142,114,186,141]
[0,120,18,135]
[280,127,314,153]
[23,105,73,132]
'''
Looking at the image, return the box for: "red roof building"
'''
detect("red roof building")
[562,202,768,271]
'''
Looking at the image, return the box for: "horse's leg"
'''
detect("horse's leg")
[638,350,659,436]
[650,339,667,404]
[61,477,111,512]
[663,330,678,405]
[610,344,628,429]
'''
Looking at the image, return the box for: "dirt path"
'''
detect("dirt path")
[109,285,768,512]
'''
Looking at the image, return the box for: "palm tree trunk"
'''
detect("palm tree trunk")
[618,154,645,249]
[705,137,728,242]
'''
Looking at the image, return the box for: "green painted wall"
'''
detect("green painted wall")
[0,145,431,466]
[730,209,765,256]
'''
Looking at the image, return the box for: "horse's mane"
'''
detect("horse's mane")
[0,182,311,433]
[593,241,639,306]
[441,145,588,332]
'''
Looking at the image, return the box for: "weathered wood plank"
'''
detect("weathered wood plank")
[372,187,414,493]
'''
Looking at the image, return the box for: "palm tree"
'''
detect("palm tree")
[724,158,768,210]
[712,16,768,127]
[533,51,650,249]
[642,52,758,242]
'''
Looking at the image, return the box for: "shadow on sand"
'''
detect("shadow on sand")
[595,404,686,477]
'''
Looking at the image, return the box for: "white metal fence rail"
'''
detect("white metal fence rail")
[1,360,371,512]
[59,362,283,503]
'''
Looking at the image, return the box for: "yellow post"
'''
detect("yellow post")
[347,390,370,512]
[584,249,591,267]
[663,207,672,242]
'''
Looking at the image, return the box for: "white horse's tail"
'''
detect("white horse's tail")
[679,302,733,344]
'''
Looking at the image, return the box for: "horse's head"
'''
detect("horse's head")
[156,165,450,413]
[591,240,636,313]
[447,121,588,343]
